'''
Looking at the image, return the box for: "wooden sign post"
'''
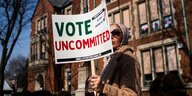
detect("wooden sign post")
[91,60,97,96]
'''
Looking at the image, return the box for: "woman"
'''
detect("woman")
[86,23,141,96]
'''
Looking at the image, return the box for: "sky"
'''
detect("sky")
[0,0,38,61]
[0,24,31,63]
[10,28,31,58]
[11,1,38,59]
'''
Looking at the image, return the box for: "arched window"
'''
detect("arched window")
[37,74,44,89]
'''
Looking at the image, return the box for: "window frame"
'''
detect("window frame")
[106,0,116,4]
[108,6,132,39]
[140,43,180,87]
[141,49,153,87]
[31,13,48,61]
[137,0,174,37]
[40,40,46,60]
[137,0,148,36]
[65,5,72,15]
[122,8,131,30]
[36,14,48,34]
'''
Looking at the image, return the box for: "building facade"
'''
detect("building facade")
[28,0,192,95]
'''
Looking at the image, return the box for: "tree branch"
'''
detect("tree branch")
[6,10,24,64]
[1,0,20,69]
[4,0,11,22]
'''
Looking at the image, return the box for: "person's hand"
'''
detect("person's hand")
[88,75,104,93]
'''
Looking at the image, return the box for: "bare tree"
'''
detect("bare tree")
[5,55,28,92]
[0,0,36,95]
[5,56,27,79]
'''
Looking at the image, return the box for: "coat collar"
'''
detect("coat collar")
[115,45,133,53]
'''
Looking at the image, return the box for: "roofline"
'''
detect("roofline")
[31,0,40,21]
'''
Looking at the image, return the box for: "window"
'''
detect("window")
[106,0,116,3]
[31,14,48,61]
[108,7,131,38]
[106,0,111,3]
[65,68,72,91]
[122,8,131,29]
[164,15,172,28]
[150,0,158,21]
[141,50,152,86]
[67,8,72,14]
[108,15,112,25]
[165,45,178,72]
[36,15,48,33]
[114,12,120,24]
[149,0,160,31]
[162,0,171,16]
[31,38,38,61]
[83,0,88,13]
[37,74,44,89]
[65,5,72,15]
[137,0,174,36]
[153,47,164,77]
[37,20,41,32]
[152,20,160,32]
[31,44,35,61]
[161,0,173,28]
[40,17,43,31]
[30,37,38,61]
[138,2,148,35]
[44,16,47,29]
[109,8,131,28]
[141,44,179,87]
[40,41,46,59]
[35,39,38,60]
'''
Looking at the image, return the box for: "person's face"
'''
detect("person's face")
[110,24,122,50]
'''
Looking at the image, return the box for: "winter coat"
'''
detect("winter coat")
[86,45,141,96]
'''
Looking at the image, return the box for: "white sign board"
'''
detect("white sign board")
[52,1,113,64]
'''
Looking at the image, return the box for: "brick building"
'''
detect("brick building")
[28,0,192,95]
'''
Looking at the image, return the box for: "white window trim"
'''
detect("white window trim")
[65,5,72,15]
[80,0,90,14]
[106,0,117,5]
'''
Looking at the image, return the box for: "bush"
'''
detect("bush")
[149,73,187,96]
[56,91,71,96]
[31,90,53,96]
[13,90,32,96]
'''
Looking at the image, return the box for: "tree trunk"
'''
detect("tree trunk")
[0,67,5,96]
[0,0,35,95]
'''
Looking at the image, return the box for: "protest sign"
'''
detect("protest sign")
[52,0,113,64]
